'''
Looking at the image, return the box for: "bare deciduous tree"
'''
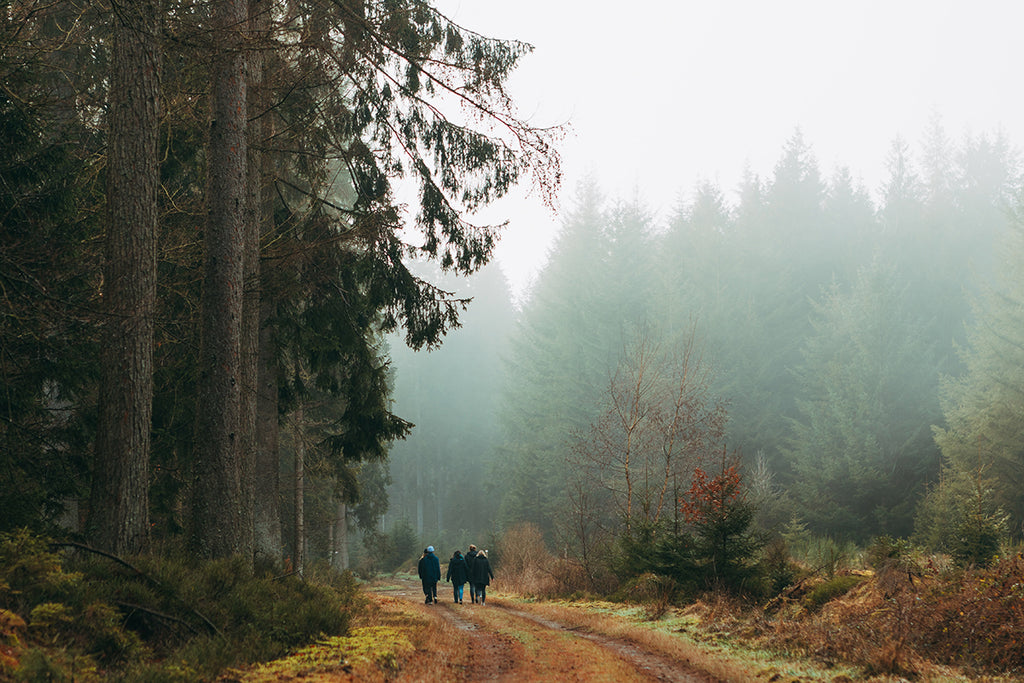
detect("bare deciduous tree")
[568,325,727,543]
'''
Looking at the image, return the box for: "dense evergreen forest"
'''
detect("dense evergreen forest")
[386,126,1024,573]
[0,0,560,570]
[2,0,1021,585]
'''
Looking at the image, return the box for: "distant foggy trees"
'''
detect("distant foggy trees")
[383,262,515,545]
[924,214,1024,550]
[488,124,1021,554]
[785,259,941,539]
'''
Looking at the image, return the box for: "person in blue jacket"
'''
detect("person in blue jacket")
[417,546,441,604]
[445,549,470,603]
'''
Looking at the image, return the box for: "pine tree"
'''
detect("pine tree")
[498,179,619,536]
[89,0,162,555]
[0,2,105,534]
[932,212,1024,530]
[785,259,941,540]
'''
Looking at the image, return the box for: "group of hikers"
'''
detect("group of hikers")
[417,544,494,604]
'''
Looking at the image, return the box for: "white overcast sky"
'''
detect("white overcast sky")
[434,0,1024,300]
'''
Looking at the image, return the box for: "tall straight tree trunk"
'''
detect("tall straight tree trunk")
[191,0,249,561]
[249,0,282,564]
[333,501,349,571]
[88,0,160,555]
[293,400,305,576]
[254,295,282,558]
[239,0,270,563]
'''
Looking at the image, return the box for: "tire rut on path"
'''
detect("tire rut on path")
[433,602,519,681]
[383,579,718,683]
[376,585,522,681]
[496,605,716,683]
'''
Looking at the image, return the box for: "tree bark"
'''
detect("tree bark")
[249,0,283,564]
[293,401,305,576]
[239,0,271,563]
[333,501,349,571]
[88,0,160,555]
[191,0,249,562]
[254,295,282,559]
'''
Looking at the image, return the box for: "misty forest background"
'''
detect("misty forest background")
[385,125,1024,570]
[4,0,1024,583]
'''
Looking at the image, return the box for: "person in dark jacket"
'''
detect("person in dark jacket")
[464,544,479,603]
[469,549,494,604]
[417,546,441,604]
[445,549,469,603]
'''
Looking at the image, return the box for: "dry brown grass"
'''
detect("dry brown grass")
[500,574,1024,682]
[766,555,1024,680]
[494,523,561,595]
[501,597,769,682]
[368,593,471,679]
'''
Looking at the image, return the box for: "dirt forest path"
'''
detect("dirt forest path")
[367,577,720,682]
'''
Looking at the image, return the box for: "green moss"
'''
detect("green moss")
[801,574,864,610]
[240,625,416,681]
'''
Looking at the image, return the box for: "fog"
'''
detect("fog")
[383,2,1024,553]
[436,0,1024,298]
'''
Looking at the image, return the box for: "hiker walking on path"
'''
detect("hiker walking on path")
[464,544,479,603]
[470,549,494,604]
[445,549,469,603]
[418,546,441,604]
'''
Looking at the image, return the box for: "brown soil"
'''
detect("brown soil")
[229,578,721,682]
[368,579,719,682]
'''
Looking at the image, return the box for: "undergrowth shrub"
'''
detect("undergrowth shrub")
[0,530,364,682]
[772,550,1024,677]
[912,554,1024,672]
[759,536,800,594]
[617,573,678,619]
[495,523,556,595]
[801,574,863,610]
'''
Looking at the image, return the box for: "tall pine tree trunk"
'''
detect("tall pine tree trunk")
[250,0,282,563]
[239,0,271,563]
[191,0,249,562]
[332,501,349,571]
[293,400,305,576]
[254,295,282,559]
[88,0,160,555]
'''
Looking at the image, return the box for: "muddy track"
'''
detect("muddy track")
[434,601,519,681]
[380,580,718,682]
[497,605,714,682]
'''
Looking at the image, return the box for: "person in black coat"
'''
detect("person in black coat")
[469,549,494,604]
[417,546,441,604]
[464,544,479,602]
[445,549,469,603]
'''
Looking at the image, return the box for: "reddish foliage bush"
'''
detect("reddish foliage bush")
[680,465,742,524]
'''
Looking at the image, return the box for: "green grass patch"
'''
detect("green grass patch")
[801,574,865,610]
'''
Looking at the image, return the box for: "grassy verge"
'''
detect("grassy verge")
[500,560,1024,683]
